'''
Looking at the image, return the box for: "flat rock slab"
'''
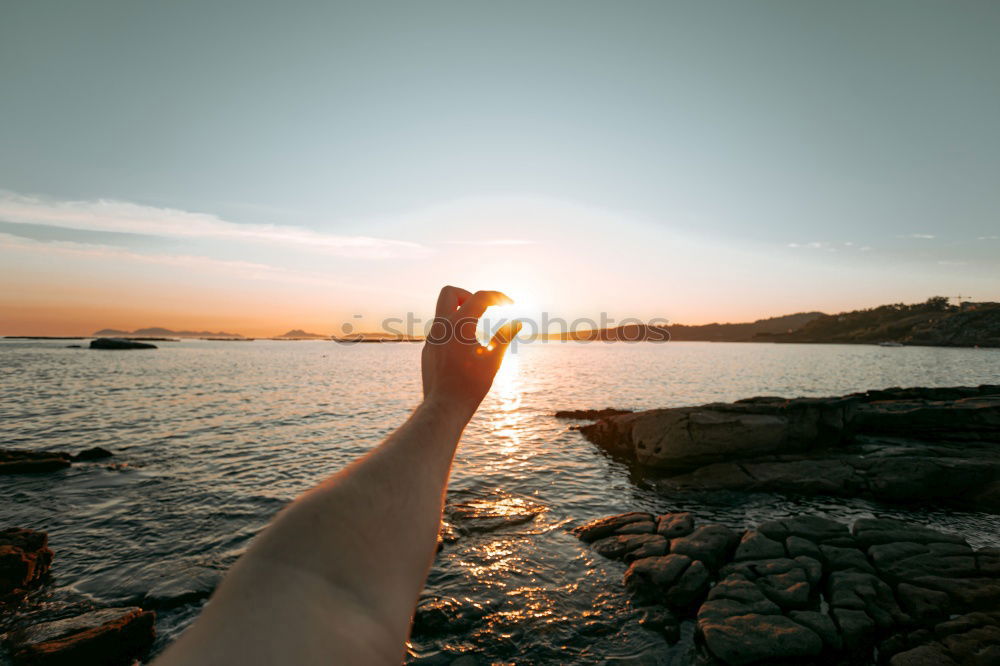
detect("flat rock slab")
[574,385,1000,511]
[4,606,156,666]
[0,528,53,598]
[0,450,71,475]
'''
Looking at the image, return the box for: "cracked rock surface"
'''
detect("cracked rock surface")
[573,512,1000,665]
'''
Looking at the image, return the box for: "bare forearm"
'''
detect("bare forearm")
[156,399,469,665]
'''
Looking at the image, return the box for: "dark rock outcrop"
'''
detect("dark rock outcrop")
[70,447,112,462]
[554,408,632,420]
[574,511,1000,665]
[3,606,156,666]
[0,529,53,599]
[89,338,157,350]
[574,385,1000,510]
[0,450,71,475]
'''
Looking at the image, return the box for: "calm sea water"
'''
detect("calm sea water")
[2,340,999,664]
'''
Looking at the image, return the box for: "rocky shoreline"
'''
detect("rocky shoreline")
[572,511,999,665]
[567,385,1000,511]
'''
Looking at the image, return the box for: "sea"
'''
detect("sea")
[2,339,999,664]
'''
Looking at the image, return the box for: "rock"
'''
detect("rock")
[699,613,823,665]
[869,541,977,581]
[827,571,905,629]
[554,408,631,419]
[90,338,157,350]
[831,607,876,651]
[0,449,71,474]
[756,567,811,609]
[614,521,655,535]
[851,518,968,549]
[448,495,546,534]
[820,544,875,573]
[70,447,113,462]
[669,524,738,571]
[575,387,1000,511]
[665,559,710,609]
[758,515,850,544]
[785,535,821,559]
[896,583,951,622]
[793,556,823,587]
[590,534,666,561]
[789,610,842,649]
[0,528,53,598]
[5,606,156,665]
[889,644,959,666]
[910,576,1000,611]
[572,512,653,543]
[734,530,785,561]
[638,608,680,643]
[412,596,490,636]
[623,554,690,602]
[655,512,694,538]
[706,576,782,615]
[141,565,222,609]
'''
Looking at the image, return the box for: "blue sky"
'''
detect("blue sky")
[1,1,998,334]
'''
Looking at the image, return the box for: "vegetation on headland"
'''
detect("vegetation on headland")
[756,297,1000,347]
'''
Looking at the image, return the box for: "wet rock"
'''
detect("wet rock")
[614,521,655,535]
[785,535,821,559]
[412,596,490,636]
[789,610,842,650]
[827,571,905,629]
[0,450,71,474]
[700,613,823,665]
[141,565,222,609]
[70,447,113,462]
[793,555,823,587]
[0,528,53,598]
[851,518,968,549]
[665,560,710,610]
[669,524,738,571]
[870,541,977,581]
[655,512,694,538]
[820,544,874,573]
[591,534,666,561]
[623,554,690,602]
[831,607,875,651]
[758,515,849,544]
[889,643,958,666]
[90,338,157,350]
[448,495,546,534]
[4,606,156,665]
[733,530,785,561]
[572,512,653,543]
[910,576,1000,611]
[705,576,781,615]
[895,583,951,622]
[638,608,680,643]
[756,567,810,609]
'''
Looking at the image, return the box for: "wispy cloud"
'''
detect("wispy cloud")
[442,239,537,246]
[0,233,360,288]
[0,191,426,259]
[898,233,936,240]
[978,235,999,240]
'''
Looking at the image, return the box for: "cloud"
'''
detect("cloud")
[0,191,426,259]
[0,232,359,288]
[978,235,999,240]
[898,233,936,240]
[442,239,537,246]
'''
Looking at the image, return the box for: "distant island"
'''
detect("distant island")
[271,329,327,340]
[94,327,247,339]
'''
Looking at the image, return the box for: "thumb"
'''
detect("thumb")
[489,320,522,359]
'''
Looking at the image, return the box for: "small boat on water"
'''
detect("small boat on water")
[878,341,904,347]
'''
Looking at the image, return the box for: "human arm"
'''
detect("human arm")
[154,286,521,665]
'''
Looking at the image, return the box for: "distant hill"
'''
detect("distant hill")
[664,312,824,342]
[541,312,822,342]
[92,327,246,339]
[274,329,327,339]
[756,298,1000,347]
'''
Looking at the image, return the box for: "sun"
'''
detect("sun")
[476,287,544,345]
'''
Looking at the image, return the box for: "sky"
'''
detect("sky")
[2,0,998,336]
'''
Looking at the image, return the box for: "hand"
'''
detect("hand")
[421,285,522,421]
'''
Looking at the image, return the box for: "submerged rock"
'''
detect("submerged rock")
[0,528,53,598]
[573,385,1000,511]
[70,447,113,462]
[3,606,155,665]
[89,338,157,350]
[576,511,1000,665]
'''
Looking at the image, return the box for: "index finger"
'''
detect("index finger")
[456,290,513,320]
[435,285,473,318]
